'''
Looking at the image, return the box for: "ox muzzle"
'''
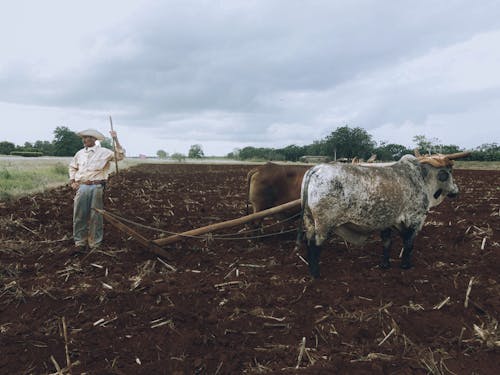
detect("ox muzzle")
[433,187,459,199]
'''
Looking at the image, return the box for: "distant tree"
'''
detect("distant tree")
[33,140,55,155]
[375,142,412,161]
[324,126,375,159]
[471,143,500,161]
[239,146,258,160]
[238,146,277,160]
[53,126,82,156]
[157,149,168,159]
[476,143,500,152]
[278,144,304,161]
[267,150,286,161]
[23,141,34,150]
[171,152,186,162]
[0,141,16,155]
[188,144,204,158]
[434,144,462,154]
[305,140,328,156]
[226,148,240,159]
[413,135,431,154]
[413,135,443,154]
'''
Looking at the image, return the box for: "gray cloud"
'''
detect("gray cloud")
[1,0,500,155]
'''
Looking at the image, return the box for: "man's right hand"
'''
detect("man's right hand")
[70,180,79,190]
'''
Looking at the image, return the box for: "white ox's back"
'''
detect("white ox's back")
[355,161,396,167]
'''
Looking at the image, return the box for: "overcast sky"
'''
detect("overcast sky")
[1,0,499,156]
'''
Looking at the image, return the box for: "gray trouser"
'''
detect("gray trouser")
[73,184,104,247]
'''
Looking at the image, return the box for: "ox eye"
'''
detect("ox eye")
[438,170,449,182]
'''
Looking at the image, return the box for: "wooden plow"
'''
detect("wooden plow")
[95,199,301,257]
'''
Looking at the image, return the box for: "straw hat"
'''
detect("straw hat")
[77,129,105,141]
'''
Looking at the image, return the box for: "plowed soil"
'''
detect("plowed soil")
[0,164,499,374]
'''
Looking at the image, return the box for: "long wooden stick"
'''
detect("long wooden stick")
[109,116,119,175]
[154,199,301,246]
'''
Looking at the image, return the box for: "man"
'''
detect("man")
[69,128,125,252]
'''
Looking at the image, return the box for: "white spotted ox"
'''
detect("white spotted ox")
[300,152,470,278]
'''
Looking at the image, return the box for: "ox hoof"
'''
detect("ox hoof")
[379,261,391,270]
[400,261,413,270]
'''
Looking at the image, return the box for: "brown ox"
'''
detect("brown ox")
[246,162,310,215]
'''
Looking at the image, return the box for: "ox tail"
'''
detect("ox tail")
[296,167,315,246]
[246,167,258,215]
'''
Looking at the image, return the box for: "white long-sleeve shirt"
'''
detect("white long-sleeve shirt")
[69,144,125,182]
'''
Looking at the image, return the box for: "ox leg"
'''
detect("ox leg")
[295,228,304,246]
[379,228,392,269]
[400,229,417,269]
[248,211,264,238]
[307,237,323,278]
[296,210,305,246]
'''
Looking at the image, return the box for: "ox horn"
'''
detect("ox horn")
[414,148,422,158]
[445,151,471,160]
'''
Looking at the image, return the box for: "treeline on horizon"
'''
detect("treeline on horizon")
[0,126,113,157]
[1,125,499,161]
[228,126,500,162]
